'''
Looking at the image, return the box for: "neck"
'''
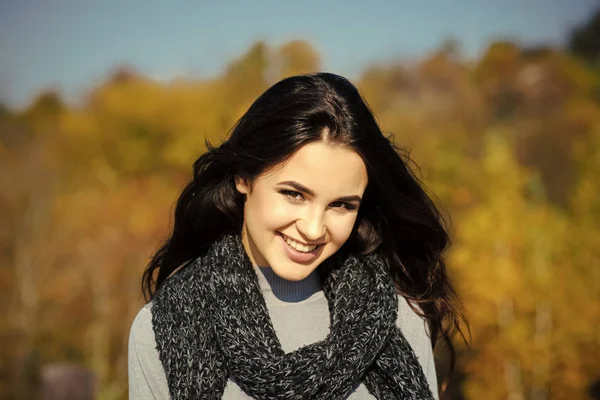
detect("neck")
[254,266,323,303]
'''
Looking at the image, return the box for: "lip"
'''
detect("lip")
[278,232,324,264]
[279,232,323,247]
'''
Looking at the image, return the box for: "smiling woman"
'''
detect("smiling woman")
[235,141,368,281]
[128,73,466,400]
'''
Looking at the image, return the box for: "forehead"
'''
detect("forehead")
[260,142,368,195]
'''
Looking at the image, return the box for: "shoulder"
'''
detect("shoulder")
[151,257,207,315]
[149,260,214,362]
[129,302,157,354]
[156,258,203,294]
[395,296,433,357]
[396,297,431,339]
[128,302,172,399]
[396,296,439,399]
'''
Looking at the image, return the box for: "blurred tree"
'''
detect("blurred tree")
[274,40,321,80]
[2,38,600,400]
[450,132,566,399]
[475,41,523,121]
[223,41,270,103]
[439,37,463,61]
[551,125,600,398]
[569,8,600,65]
[0,117,60,400]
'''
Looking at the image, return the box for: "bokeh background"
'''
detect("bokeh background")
[1,1,600,399]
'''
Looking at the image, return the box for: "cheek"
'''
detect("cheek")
[266,203,297,228]
[246,194,296,229]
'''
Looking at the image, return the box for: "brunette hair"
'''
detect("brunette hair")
[142,72,468,376]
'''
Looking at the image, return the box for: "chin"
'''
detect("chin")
[270,263,318,282]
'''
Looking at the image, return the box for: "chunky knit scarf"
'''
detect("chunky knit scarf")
[151,234,434,399]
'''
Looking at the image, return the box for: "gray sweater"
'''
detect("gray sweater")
[128,266,439,399]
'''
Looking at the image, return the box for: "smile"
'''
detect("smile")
[278,233,323,253]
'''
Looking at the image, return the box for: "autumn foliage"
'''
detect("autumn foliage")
[1,38,599,399]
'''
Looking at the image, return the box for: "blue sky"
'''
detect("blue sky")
[0,0,598,108]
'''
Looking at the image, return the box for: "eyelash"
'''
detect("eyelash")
[278,189,357,211]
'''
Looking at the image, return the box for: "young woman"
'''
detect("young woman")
[128,73,465,399]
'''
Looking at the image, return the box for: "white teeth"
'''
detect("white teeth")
[282,235,318,253]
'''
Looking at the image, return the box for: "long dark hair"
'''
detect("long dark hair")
[142,72,467,374]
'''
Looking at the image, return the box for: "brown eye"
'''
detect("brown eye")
[279,189,304,202]
[331,201,357,211]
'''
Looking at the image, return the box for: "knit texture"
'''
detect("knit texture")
[151,234,434,399]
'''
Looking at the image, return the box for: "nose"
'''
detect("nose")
[296,209,327,242]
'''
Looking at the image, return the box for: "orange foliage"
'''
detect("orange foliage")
[1,39,599,399]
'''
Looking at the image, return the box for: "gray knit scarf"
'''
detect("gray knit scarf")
[151,234,434,399]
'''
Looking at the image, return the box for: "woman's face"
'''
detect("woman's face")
[235,141,368,281]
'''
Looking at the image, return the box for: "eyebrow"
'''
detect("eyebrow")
[277,181,362,203]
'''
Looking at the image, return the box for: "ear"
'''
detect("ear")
[235,176,250,194]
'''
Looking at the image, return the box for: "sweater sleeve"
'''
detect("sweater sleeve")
[128,303,171,400]
[397,298,439,400]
